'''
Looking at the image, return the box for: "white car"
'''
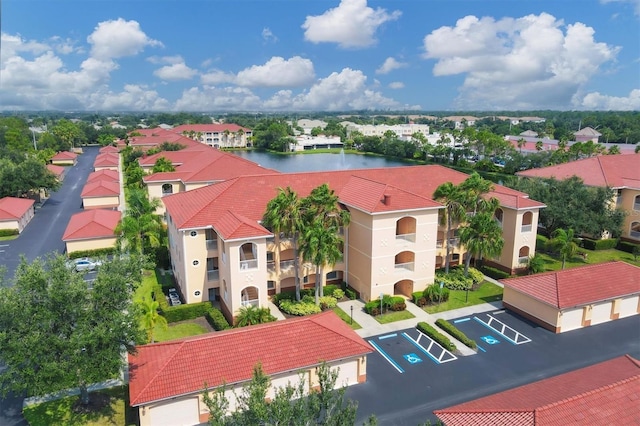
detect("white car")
[67,257,102,272]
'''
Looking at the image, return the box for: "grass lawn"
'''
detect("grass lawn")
[0,234,18,241]
[332,306,362,330]
[153,321,209,342]
[22,386,135,426]
[537,248,640,272]
[424,281,503,314]
[375,310,415,324]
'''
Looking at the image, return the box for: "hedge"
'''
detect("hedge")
[205,308,231,330]
[67,247,116,259]
[364,300,383,316]
[0,229,19,237]
[161,302,213,323]
[416,322,456,352]
[412,291,424,305]
[435,319,477,349]
[153,284,170,312]
[345,287,357,300]
[480,265,511,280]
[279,300,322,316]
[581,238,618,250]
[617,240,640,254]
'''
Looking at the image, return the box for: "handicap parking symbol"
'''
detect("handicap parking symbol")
[481,335,500,345]
[403,353,422,364]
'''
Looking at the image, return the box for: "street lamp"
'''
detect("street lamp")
[350,305,353,325]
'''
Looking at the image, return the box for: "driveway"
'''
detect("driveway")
[0,146,99,426]
[349,313,640,425]
[0,146,100,282]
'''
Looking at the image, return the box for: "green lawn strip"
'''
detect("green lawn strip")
[22,386,128,426]
[424,281,503,314]
[375,310,415,324]
[332,307,362,330]
[153,321,209,342]
[537,248,640,271]
[0,235,17,241]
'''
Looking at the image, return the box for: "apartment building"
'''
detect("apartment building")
[172,124,252,148]
[345,123,430,140]
[161,165,544,323]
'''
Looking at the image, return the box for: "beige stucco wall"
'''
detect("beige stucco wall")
[94,165,118,172]
[620,188,640,241]
[0,206,34,233]
[0,219,20,232]
[82,196,119,209]
[503,287,560,328]
[149,181,185,216]
[51,159,75,166]
[65,237,117,254]
[494,208,540,272]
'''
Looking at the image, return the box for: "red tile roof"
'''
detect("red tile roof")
[81,180,120,198]
[172,123,251,134]
[0,197,35,221]
[93,153,120,168]
[162,165,543,239]
[99,145,120,153]
[501,261,640,308]
[127,130,200,149]
[128,311,373,406]
[51,151,77,160]
[516,153,640,189]
[434,355,640,426]
[87,169,119,183]
[46,164,65,178]
[62,209,121,241]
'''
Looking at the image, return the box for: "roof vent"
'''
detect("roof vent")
[382,194,391,205]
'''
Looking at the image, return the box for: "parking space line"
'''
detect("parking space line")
[477,345,486,353]
[492,310,506,315]
[453,317,470,324]
[378,333,397,340]
[368,340,405,373]
[473,315,532,345]
[406,332,457,364]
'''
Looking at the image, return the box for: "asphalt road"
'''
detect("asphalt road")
[0,146,99,426]
[349,311,640,426]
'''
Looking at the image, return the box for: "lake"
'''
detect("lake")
[230,150,414,173]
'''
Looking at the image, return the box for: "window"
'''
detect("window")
[326,271,337,280]
[521,212,533,233]
[162,183,173,196]
[192,260,200,267]
[303,276,309,284]
[190,230,197,237]
[267,251,274,262]
[194,290,201,297]
[267,281,275,290]
[635,195,640,211]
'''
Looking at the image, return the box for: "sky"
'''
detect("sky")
[1,0,639,112]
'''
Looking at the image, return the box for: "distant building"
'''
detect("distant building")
[0,197,35,234]
[441,116,478,129]
[345,123,430,140]
[574,126,601,143]
[292,119,328,134]
[172,124,252,148]
[290,134,343,151]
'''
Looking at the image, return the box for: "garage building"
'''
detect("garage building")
[128,311,372,426]
[501,261,640,333]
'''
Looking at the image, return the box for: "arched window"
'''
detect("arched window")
[634,195,640,211]
[395,217,417,243]
[630,222,640,239]
[494,208,504,227]
[394,251,415,272]
[522,212,533,232]
[518,246,530,264]
[239,242,258,270]
[241,286,259,307]
[162,183,173,196]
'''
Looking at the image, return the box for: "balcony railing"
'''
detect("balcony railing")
[239,259,258,270]
[518,256,529,265]
[395,233,416,243]
[206,240,218,250]
[207,270,219,281]
[241,299,259,308]
[521,224,532,233]
[394,262,415,272]
[436,240,443,248]
[634,202,640,211]
[448,238,459,247]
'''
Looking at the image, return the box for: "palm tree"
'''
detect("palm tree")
[517,138,526,154]
[235,305,275,327]
[139,297,167,344]
[527,254,545,274]
[433,182,467,273]
[116,189,164,255]
[263,187,303,301]
[548,228,579,269]
[458,212,504,275]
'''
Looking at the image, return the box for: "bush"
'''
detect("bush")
[332,289,345,300]
[319,296,338,310]
[467,268,485,285]
[67,247,116,259]
[424,284,450,304]
[0,229,19,237]
[435,319,477,349]
[581,238,618,250]
[618,240,640,254]
[435,267,473,291]
[412,291,424,305]
[388,296,406,311]
[323,285,339,297]
[206,308,231,330]
[301,294,315,304]
[345,287,357,300]
[152,284,170,311]
[364,300,382,316]
[480,266,511,280]
[161,302,212,323]
[416,322,456,352]
[279,300,322,316]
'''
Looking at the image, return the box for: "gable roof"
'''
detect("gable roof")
[128,311,373,407]
[62,209,121,241]
[501,262,640,309]
[81,180,120,198]
[99,145,120,153]
[51,151,77,160]
[516,153,640,189]
[46,164,65,179]
[162,165,544,239]
[0,197,35,221]
[434,355,640,426]
[574,126,602,137]
[93,153,120,168]
[87,169,119,183]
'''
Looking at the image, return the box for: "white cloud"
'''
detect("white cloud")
[147,55,184,65]
[302,0,401,48]
[174,86,262,111]
[200,69,236,85]
[600,0,640,16]
[376,57,408,74]
[235,56,315,87]
[87,84,171,111]
[262,27,278,43]
[154,62,198,81]
[422,13,620,109]
[580,89,640,110]
[87,18,162,60]
[389,82,404,89]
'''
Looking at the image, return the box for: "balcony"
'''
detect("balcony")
[241,299,259,308]
[239,259,258,270]
[518,256,529,265]
[207,270,219,281]
[395,233,416,244]
[448,238,460,247]
[394,262,415,273]
[436,240,443,248]
[206,239,218,250]
[521,225,532,233]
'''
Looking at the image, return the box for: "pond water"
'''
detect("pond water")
[230,150,414,173]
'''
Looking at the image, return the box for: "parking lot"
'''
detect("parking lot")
[450,310,533,353]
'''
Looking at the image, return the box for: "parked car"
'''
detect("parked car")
[67,257,102,272]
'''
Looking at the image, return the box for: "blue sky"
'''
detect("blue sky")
[2,0,639,112]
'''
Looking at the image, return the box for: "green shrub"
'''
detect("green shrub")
[153,284,170,311]
[206,308,231,330]
[480,266,511,280]
[279,300,322,316]
[435,319,477,349]
[388,296,406,311]
[581,238,618,250]
[364,300,382,316]
[416,322,456,352]
[424,283,450,303]
[301,294,315,304]
[0,229,19,237]
[67,247,116,259]
[272,291,295,305]
[412,291,424,305]
[435,267,473,290]
[319,296,338,310]
[467,268,485,285]
[161,302,212,323]
[617,240,640,254]
[345,287,357,300]
[332,289,345,300]
[323,285,339,297]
